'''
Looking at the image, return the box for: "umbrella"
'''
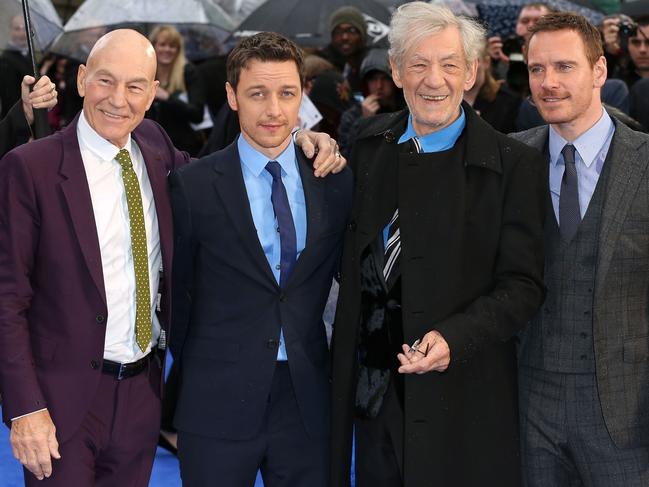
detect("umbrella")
[474,0,605,38]
[231,0,392,48]
[50,0,236,62]
[212,0,267,26]
[429,0,478,17]
[0,0,62,52]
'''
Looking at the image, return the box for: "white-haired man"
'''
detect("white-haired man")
[330,2,547,486]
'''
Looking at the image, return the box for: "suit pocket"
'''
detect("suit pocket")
[623,336,649,363]
[30,333,57,362]
[183,338,240,362]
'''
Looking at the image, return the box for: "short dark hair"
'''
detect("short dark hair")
[528,12,604,66]
[226,32,305,89]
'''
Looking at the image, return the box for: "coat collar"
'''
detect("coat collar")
[357,102,503,173]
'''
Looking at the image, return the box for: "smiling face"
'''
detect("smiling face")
[390,26,477,136]
[527,29,606,140]
[226,59,302,160]
[77,30,159,148]
[153,33,180,67]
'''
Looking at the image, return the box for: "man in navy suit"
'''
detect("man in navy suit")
[170,32,353,487]
[0,28,345,486]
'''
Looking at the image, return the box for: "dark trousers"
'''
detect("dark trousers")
[177,362,328,487]
[24,361,162,487]
[520,366,649,487]
[355,376,404,487]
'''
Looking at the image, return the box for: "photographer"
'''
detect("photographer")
[602,15,649,89]
[487,3,554,96]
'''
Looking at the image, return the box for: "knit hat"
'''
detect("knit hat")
[329,6,367,44]
[360,48,391,78]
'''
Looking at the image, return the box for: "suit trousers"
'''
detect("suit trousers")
[519,365,649,487]
[177,362,328,487]
[355,376,404,487]
[24,360,162,487]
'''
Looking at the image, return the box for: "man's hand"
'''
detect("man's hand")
[21,75,57,126]
[361,94,381,118]
[10,409,61,480]
[487,36,509,64]
[602,17,622,55]
[295,129,346,177]
[397,330,451,374]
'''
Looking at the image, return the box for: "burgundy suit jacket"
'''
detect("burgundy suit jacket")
[0,115,190,442]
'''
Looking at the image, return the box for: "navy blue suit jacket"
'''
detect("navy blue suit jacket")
[170,140,353,440]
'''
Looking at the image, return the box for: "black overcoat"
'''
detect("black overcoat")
[330,103,547,487]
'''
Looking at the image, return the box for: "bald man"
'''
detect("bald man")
[0,29,343,486]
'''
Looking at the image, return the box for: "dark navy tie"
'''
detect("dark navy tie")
[559,144,580,242]
[266,161,297,288]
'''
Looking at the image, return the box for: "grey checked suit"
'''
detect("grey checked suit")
[512,120,649,486]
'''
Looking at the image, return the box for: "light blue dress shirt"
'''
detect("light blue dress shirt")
[548,109,615,224]
[397,107,466,151]
[238,135,307,361]
[384,108,467,246]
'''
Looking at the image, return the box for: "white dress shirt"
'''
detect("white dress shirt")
[77,112,161,363]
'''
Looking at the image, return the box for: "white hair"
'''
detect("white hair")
[388,2,486,69]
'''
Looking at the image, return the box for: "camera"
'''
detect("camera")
[619,17,638,40]
[502,35,525,62]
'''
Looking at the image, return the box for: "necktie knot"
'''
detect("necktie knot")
[561,144,576,166]
[116,149,133,170]
[265,161,282,181]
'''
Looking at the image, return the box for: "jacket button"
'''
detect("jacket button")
[95,314,105,324]
[266,339,279,349]
[279,294,287,302]
[348,221,356,232]
[90,360,99,370]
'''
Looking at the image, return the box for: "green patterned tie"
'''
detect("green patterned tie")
[115,149,151,352]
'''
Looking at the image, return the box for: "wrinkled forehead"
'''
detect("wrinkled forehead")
[88,44,157,81]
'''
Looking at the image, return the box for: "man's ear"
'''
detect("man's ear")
[225,81,238,112]
[77,64,87,98]
[593,55,607,89]
[464,59,479,91]
[389,56,403,89]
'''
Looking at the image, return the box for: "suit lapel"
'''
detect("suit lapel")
[596,123,649,297]
[356,138,400,256]
[211,142,278,287]
[58,120,107,303]
[285,149,325,287]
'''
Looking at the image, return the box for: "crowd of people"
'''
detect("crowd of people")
[1,1,649,487]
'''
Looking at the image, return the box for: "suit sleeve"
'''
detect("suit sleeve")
[0,150,48,420]
[169,169,195,359]
[434,145,547,364]
[0,102,31,159]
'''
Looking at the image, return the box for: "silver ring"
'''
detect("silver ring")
[336,151,341,158]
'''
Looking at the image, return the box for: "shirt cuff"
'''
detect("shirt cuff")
[11,408,47,422]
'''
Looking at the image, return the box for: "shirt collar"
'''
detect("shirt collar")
[77,111,133,162]
[237,134,298,178]
[548,108,614,168]
[397,106,466,153]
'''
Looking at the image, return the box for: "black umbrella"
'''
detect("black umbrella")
[231,0,392,48]
[21,0,56,138]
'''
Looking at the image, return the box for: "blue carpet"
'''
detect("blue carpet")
[0,414,264,486]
